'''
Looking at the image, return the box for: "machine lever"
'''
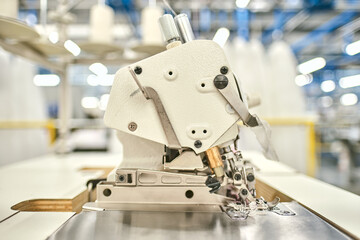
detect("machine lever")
[128,67,181,149]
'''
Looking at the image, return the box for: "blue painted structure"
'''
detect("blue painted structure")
[235,9,250,41]
[291,11,358,54]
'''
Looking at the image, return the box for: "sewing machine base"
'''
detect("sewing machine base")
[48,202,350,240]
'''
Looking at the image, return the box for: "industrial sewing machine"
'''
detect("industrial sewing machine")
[48,14,353,240]
[83,13,281,219]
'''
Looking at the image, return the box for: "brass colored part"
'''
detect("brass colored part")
[166,41,182,49]
[205,147,224,178]
[11,190,88,213]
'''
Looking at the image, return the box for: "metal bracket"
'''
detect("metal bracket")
[271,204,296,216]
[214,75,278,160]
[128,67,181,149]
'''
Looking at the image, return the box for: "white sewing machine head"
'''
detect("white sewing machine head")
[85,14,278,217]
[104,38,240,155]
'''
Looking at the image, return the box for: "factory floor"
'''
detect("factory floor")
[317,160,360,196]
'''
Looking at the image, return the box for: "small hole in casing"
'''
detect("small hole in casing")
[185,190,194,199]
[103,188,112,197]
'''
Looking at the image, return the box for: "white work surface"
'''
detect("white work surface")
[242,151,297,174]
[1,151,360,239]
[0,153,120,222]
[257,174,360,238]
[242,151,360,239]
[0,212,75,240]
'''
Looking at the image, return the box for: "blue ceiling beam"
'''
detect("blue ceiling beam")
[261,10,298,45]
[235,9,250,41]
[291,11,358,54]
[326,53,360,68]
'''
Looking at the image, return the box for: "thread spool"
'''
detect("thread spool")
[0,0,18,18]
[89,4,114,44]
[141,6,163,45]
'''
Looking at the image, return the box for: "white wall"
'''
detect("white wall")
[0,50,49,166]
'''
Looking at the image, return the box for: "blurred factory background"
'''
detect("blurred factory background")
[1,0,360,196]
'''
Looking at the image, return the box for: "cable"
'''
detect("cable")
[162,0,177,16]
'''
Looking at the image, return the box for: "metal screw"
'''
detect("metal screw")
[220,66,228,74]
[241,189,248,196]
[194,140,202,148]
[118,175,126,182]
[234,173,242,181]
[128,122,137,131]
[214,75,229,89]
[247,173,255,182]
[134,66,142,75]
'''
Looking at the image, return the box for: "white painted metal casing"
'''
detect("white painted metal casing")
[104,40,240,153]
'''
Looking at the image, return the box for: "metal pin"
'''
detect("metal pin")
[128,66,149,99]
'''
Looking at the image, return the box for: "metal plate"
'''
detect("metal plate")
[48,202,350,240]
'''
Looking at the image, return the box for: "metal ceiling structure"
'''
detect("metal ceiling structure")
[15,0,360,108]
[18,0,360,58]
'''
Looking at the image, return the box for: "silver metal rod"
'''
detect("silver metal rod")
[174,13,195,43]
[40,0,47,30]
[58,65,71,154]
[158,14,180,44]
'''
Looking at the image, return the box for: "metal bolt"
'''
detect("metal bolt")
[247,173,255,182]
[194,140,202,148]
[134,66,142,75]
[241,188,248,196]
[220,66,228,74]
[128,122,137,131]
[214,75,229,89]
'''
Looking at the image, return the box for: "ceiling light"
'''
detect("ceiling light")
[297,57,326,75]
[64,40,81,56]
[295,74,313,86]
[99,94,110,111]
[213,28,230,48]
[320,80,335,92]
[33,74,60,87]
[89,63,108,76]
[236,0,250,8]
[81,97,99,109]
[87,75,99,86]
[250,1,271,11]
[345,40,360,56]
[339,74,360,88]
[48,32,59,44]
[340,93,358,106]
[98,74,114,86]
[318,96,333,108]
